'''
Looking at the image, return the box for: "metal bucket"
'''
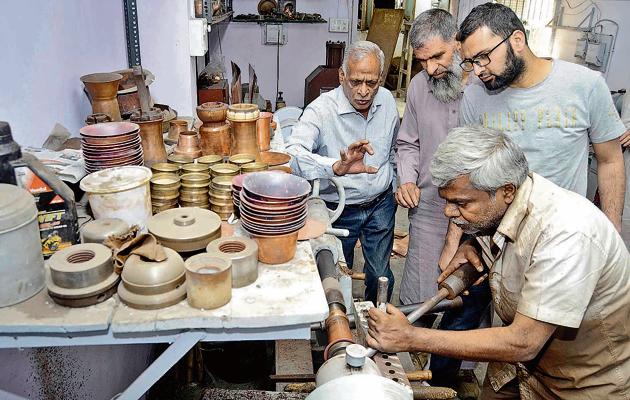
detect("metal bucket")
[0,184,45,307]
[80,166,152,232]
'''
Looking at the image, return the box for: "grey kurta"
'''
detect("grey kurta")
[396,71,461,304]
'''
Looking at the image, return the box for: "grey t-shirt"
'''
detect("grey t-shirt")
[460,59,625,196]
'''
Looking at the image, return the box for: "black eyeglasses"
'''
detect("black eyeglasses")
[459,33,513,72]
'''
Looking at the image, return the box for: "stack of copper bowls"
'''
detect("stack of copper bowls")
[240,171,311,264]
[231,174,245,219]
[150,172,180,213]
[180,171,211,209]
[80,122,144,173]
[210,176,235,220]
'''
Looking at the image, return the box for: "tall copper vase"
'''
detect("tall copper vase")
[80,73,123,121]
[131,109,167,167]
[227,104,261,161]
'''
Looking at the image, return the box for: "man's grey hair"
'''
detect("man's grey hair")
[430,126,529,192]
[410,8,457,50]
[341,40,385,75]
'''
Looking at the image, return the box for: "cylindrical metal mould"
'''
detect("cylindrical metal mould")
[80,73,123,121]
[80,218,129,244]
[250,231,299,264]
[131,114,167,167]
[185,254,232,309]
[206,237,258,287]
[0,184,45,307]
[199,122,231,156]
[174,131,202,159]
[48,243,113,289]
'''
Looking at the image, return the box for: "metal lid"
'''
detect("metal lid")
[0,184,38,233]
[80,166,152,194]
[81,218,129,244]
[122,247,185,288]
[148,207,221,243]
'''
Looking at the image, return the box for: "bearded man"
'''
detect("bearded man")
[395,10,487,391]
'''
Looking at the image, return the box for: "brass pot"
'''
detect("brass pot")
[250,231,299,264]
[228,104,261,161]
[197,102,228,123]
[197,155,223,166]
[228,153,256,167]
[80,73,123,121]
[168,119,189,142]
[241,162,269,173]
[131,110,167,167]
[185,254,231,309]
[199,122,231,156]
[256,112,273,152]
[151,162,180,175]
[174,131,202,159]
[167,154,194,167]
[210,163,239,178]
[181,163,210,174]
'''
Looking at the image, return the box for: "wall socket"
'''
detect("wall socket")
[329,18,349,33]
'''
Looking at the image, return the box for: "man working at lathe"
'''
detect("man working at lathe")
[367,126,630,399]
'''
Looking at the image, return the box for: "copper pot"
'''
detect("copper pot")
[80,73,123,121]
[174,131,202,159]
[199,122,231,156]
[250,231,299,264]
[197,102,228,123]
[185,254,232,309]
[197,155,223,166]
[168,119,189,142]
[131,110,167,167]
[228,104,261,161]
[256,112,273,151]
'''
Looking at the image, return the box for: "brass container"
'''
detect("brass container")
[131,110,167,167]
[179,201,209,209]
[167,154,194,167]
[80,73,123,121]
[151,162,180,175]
[228,153,256,168]
[241,162,269,173]
[250,231,299,264]
[185,254,232,310]
[180,187,210,196]
[197,155,223,166]
[181,163,210,174]
[211,176,233,191]
[180,172,211,185]
[168,119,189,142]
[228,104,261,161]
[197,102,228,123]
[174,131,202,159]
[151,173,181,190]
[210,163,239,178]
[256,112,273,152]
[199,122,231,156]
[151,191,179,201]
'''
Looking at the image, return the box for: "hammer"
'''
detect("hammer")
[366,262,483,358]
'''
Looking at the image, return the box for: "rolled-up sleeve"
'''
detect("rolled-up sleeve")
[396,85,421,185]
[286,107,338,180]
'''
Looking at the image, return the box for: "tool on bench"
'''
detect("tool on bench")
[366,262,483,358]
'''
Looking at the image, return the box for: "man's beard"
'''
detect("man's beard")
[428,53,464,103]
[483,45,525,91]
[451,215,501,236]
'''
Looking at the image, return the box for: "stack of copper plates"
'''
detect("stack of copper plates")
[231,174,245,218]
[80,122,143,173]
[240,172,311,264]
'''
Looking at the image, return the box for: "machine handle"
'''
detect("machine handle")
[311,177,346,224]
[438,262,483,300]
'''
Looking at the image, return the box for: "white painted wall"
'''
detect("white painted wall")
[136,0,198,118]
[552,0,630,90]
[0,1,128,147]
[208,0,356,107]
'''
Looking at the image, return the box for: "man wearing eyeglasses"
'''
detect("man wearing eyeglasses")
[439,2,626,292]
[286,40,399,304]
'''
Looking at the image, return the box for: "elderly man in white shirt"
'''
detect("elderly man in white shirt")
[286,40,399,303]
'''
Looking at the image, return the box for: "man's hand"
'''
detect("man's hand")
[437,241,486,295]
[332,139,379,176]
[396,182,420,208]
[438,222,463,271]
[366,304,413,353]
[619,130,630,148]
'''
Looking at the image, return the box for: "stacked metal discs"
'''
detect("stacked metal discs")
[239,171,310,236]
[179,171,211,209]
[150,173,180,213]
[210,176,235,220]
[80,122,143,173]
[231,174,245,219]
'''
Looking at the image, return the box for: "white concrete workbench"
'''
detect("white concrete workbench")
[0,241,328,400]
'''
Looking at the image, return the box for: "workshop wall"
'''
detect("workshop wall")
[209,0,357,108]
[0,1,128,147]
[551,0,630,91]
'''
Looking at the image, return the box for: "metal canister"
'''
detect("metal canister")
[0,184,45,307]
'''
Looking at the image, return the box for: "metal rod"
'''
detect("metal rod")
[376,277,388,311]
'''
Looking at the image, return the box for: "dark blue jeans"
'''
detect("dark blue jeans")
[328,190,396,304]
[430,279,492,387]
